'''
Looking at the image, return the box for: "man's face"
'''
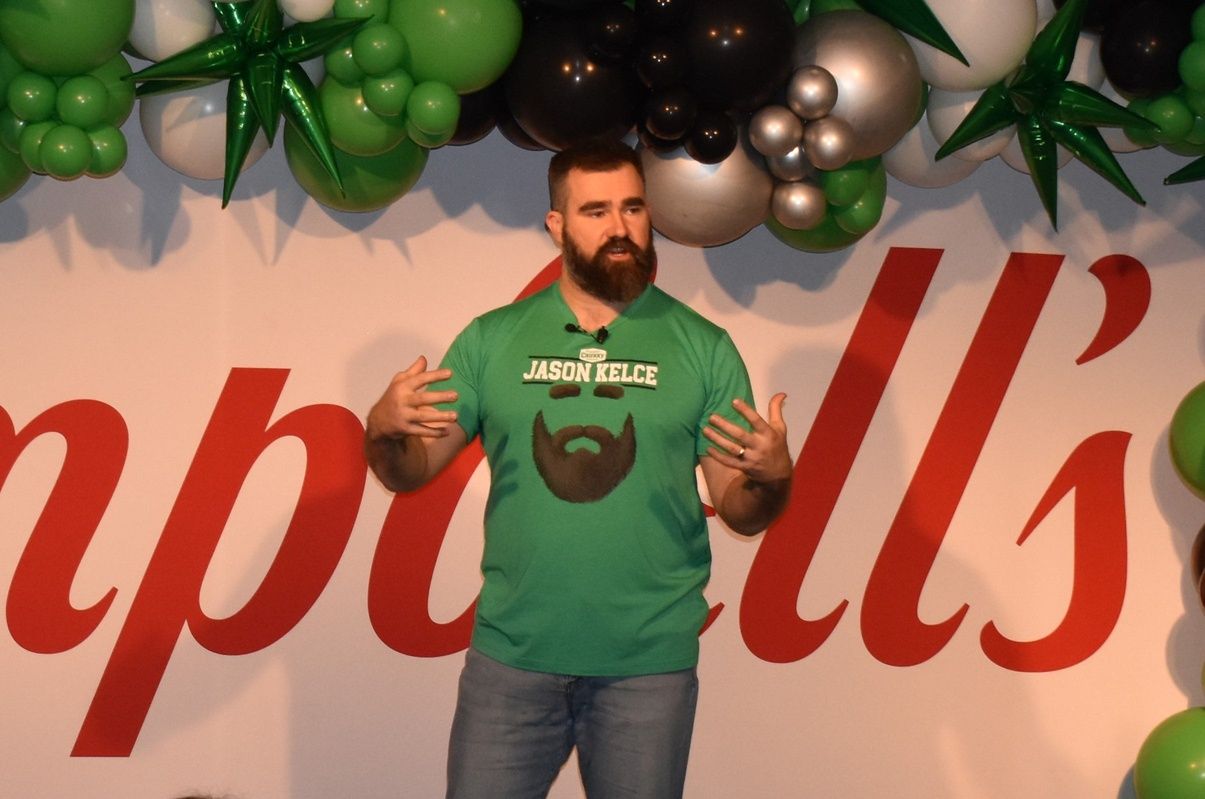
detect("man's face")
[547,165,656,303]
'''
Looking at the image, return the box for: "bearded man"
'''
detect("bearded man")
[365,139,793,799]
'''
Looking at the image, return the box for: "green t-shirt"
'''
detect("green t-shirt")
[437,282,753,676]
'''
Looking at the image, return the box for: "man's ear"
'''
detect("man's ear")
[545,209,564,247]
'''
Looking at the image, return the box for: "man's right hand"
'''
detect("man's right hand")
[366,356,459,441]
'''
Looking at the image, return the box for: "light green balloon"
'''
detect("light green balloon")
[285,122,428,212]
[0,141,30,201]
[0,45,22,110]
[1146,95,1194,144]
[820,158,875,207]
[766,212,865,253]
[363,69,414,117]
[86,123,126,178]
[325,42,366,86]
[388,0,521,94]
[320,77,407,157]
[18,119,58,173]
[1134,708,1205,798]
[7,72,57,122]
[56,75,109,129]
[353,22,407,77]
[833,160,886,234]
[89,54,135,127]
[335,0,390,22]
[0,0,134,76]
[1170,381,1205,498]
[1180,42,1205,93]
[406,80,459,136]
[406,117,450,148]
[0,107,25,152]
[39,123,91,180]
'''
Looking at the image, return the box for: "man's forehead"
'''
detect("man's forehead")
[564,165,646,206]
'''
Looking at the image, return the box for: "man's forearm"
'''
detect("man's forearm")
[719,474,792,536]
[364,431,430,493]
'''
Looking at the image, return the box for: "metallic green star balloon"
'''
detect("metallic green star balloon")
[933,0,1156,229]
[129,0,368,207]
[1165,156,1205,184]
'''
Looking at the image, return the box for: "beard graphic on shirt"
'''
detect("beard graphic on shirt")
[532,410,637,503]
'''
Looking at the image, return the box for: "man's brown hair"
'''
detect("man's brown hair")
[547,139,645,212]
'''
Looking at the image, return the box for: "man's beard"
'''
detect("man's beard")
[562,232,657,304]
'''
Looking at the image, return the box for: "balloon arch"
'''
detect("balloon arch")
[3,0,1205,245]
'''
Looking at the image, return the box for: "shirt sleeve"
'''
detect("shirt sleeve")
[696,331,754,456]
[435,317,483,442]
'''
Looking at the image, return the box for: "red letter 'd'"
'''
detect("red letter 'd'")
[73,369,366,756]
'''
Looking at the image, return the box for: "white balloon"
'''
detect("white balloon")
[1035,0,1057,26]
[883,113,980,188]
[926,88,1014,162]
[129,0,216,62]
[905,0,1036,91]
[139,80,270,181]
[998,132,1074,173]
[1067,31,1104,89]
[279,0,335,22]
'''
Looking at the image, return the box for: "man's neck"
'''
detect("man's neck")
[558,272,632,331]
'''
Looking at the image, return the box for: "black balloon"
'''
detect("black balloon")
[634,0,692,31]
[495,102,547,151]
[682,0,794,112]
[636,35,689,89]
[1100,0,1195,97]
[685,109,737,164]
[637,119,684,153]
[448,86,500,146]
[504,14,638,151]
[644,86,698,141]
[587,3,639,61]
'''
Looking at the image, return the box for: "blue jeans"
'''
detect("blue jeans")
[446,648,699,799]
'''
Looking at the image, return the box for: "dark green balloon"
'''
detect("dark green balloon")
[285,123,428,212]
[0,141,30,201]
[766,212,865,253]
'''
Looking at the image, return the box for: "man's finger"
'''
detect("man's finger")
[766,393,787,428]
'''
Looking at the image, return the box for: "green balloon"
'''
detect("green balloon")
[1134,708,1205,798]
[388,0,522,94]
[353,22,407,77]
[766,212,865,253]
[1170,381,1205,497]
[0,107,25,152]
[325,42,366,86]
[7,72,57,122]
[1146,95,1194,143]
[362,68,413,117]
[86,123,126,177]
[39,123,91,180]
[284,122,428,212]
[820,158,876,207]
[0,0,134,76]
[810,0,861,13]
[89,54,135,127]
[405,80,459,136]
[1194,5,1205,43]
[406,117,450,148]
[0,45,22,110]
[1180,42,1205,93]
[56,75,110,129]
[1125,99,1159,148]
[0,141,30,201]
[335,0,390,22]
[833,161,886,235]
[320,76,407,156]
[18,119,57,172]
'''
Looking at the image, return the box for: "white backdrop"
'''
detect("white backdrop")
[1,118,1204,799]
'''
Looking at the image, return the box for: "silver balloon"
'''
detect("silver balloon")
[766,145,817,183]
[793,10,923,160]
[749,105,804,159]
[803,116,854,171]
[787,65,838,120]
[771,180,827,231]
[640,134,773,248]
